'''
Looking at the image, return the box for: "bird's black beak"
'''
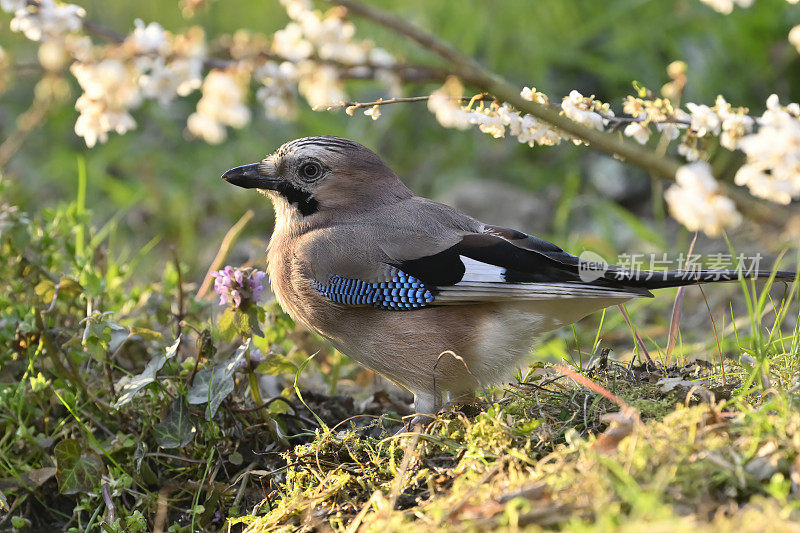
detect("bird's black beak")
[221,163,281,190]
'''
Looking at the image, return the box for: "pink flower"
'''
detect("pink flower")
[210,266,267,309]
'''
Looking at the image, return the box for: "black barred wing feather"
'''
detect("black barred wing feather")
[312,271,435,310]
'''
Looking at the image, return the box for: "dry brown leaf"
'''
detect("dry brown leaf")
[593,407,640,453]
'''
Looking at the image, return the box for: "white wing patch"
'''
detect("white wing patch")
[460,256,506,283]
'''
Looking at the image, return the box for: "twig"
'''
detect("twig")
[82,20,125,43]
[616,304,654,365]
[666,232,698,364]
[101,482,116,525]
[598,111,691,131]
[326,0,683,180]
[41,284,60,315]
[0,90,51,169]
[152,486,175,533]
[697,284,726,385]
[553,364,631,411]
[144,452,207,464]
[229,395,298,413]
[387,424,421,510]
[187,329,210,387]
[336,94,491,110]
[82,409,115,438]
[231,462,258,512]
[171,248,185,339]
[197,209,254,299]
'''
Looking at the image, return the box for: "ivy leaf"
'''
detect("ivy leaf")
[264,308,295,344]
[217,308,238,343]
[34,280,56,304]
[79,269,104,297]
[255,353,298,376]
[245,306,265,338]
[154,397,196,449]
[113,336,181,409]
[187,339,248,420]
[108,323,131,354]
[23,467,57,488]
[57,277,84,297]
[81,312,122,362]
[133,442,147,475]
[219,307,264,341]
[129,326,163,341]
[54,439,104,495]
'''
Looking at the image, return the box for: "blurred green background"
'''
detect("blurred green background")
[2,0,799,281]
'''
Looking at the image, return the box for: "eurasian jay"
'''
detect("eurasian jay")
[222,136,794,420]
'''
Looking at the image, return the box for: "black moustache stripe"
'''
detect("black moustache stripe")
[275,181,319,216]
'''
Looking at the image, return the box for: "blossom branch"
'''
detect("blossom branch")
[82,17,448,83]
[326,0,683,180]
[3,0,798,238]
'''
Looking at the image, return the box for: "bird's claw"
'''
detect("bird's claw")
[393,414,432,436]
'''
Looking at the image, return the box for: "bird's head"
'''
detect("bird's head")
[222,136,412,223]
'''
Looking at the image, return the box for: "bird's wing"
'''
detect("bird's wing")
[303,198,651,310]
[389,224,653,304]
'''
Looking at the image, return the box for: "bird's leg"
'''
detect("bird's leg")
[393,391,440,435]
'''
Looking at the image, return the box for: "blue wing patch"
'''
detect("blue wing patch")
[312,271,435,310]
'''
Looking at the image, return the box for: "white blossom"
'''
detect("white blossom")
[139,56,203,105]
[272,23,313,62]
[624,122,651,145]
[368,47,395,68]
[664,162,742,237]
[37,39,70,70]
[715,95,754,150]
[363,105,381,120]
[129,19,169,55]
[734,94,800,204]
[427,86,472,130]
[520,86,549,104]
[698,0,754,14]
[9,0,84,42]
[276,0,381,68]
[469,107,506,138]
[187,69,250,144]
[427,82,566,146]
[131,21,204,104]
[656,122,681,141]
[71,59,141,147]
[255,61,298,120]
[686,102,721,136]
[677,141,701,162]
[789,24,800,53]
[1,0,25,13]
[561,90,604,131]
[297,64,345,109]
[186,112,226,145]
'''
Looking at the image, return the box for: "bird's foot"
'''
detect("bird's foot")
[393,414,433,436]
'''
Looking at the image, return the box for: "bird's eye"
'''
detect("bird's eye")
[300,162,322,180]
